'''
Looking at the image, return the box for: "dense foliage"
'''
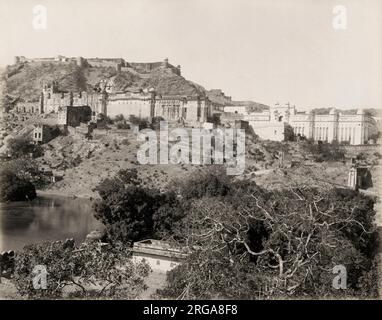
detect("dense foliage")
[93,167,379,299]
[13,240,150,299]
[301,140,345,162]
[7,135,42,158]
[94,169,185,243]
[157,179,379,299]
[2,158,48,188]
[284,124,295,142]
[129,115,149,129]
[0,167,36,201]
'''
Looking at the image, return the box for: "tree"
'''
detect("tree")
[284,124,295,142]
[159,183,379,299]
[7,135,42,158]
[173,166,232,200]
[1,158,48,188]
[0,168,36,201]
[13,240,150,299]
[94,169,182,243]
[152,193,186,240]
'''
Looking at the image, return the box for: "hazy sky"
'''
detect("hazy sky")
[0,0,381,109]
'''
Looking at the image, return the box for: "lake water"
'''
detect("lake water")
[0,195,103,252]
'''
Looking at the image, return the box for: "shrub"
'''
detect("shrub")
[129,115,149,129]
[356,152,366,161]
[114,114,125,122]
[116,122,130,129]
[301,140,344,162]
[7,135,42,158]
[150,116,165,130]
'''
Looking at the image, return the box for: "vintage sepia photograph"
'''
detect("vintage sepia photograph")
[0,0,381,309]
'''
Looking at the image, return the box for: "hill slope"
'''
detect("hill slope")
[2,59,267,110]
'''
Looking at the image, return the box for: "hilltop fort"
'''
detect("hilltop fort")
[13,55,181,75]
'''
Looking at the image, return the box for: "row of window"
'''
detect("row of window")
[338,127,355,143]
[315,127,329,141]
[293,127,305,135]
[293,126,360,143]
[18,107,38,113]
[111,100,150,104]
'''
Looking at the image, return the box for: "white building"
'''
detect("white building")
[243,103,377,145]
[132,239,189,273]
[222,105,248,114]
[107,90,154,119]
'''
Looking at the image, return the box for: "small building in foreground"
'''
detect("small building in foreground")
[32,124,52,144]
[132,239,189,273]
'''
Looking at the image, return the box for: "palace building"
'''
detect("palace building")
[14,81,211,126]
[244,103,377,145]
[12,78,377,145]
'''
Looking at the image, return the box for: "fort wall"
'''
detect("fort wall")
[14,56,181,76]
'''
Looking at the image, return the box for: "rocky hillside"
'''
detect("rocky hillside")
[1,58,266,110]
[206,88,269,111]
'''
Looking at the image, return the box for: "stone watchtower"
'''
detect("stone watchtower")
[41,81,60,113]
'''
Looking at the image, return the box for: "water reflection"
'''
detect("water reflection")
[0,195,103,252]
